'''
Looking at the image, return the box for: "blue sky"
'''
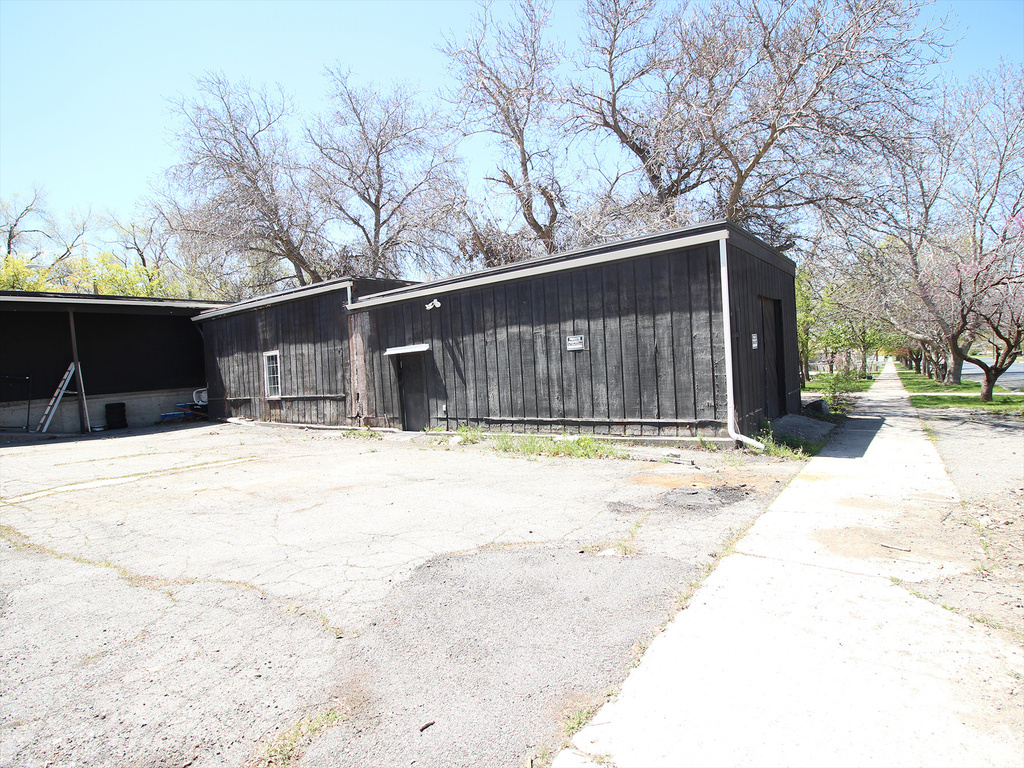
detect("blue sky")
[1,0,1022,229]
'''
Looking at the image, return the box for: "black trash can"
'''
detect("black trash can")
[105,402,127,430]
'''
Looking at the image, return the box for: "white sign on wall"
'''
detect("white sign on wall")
[566,335,586,351]
[751,333,759,349]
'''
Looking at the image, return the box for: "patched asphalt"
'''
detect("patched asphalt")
[0,424,800,766]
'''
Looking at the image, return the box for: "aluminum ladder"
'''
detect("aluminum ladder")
[36,363,82,433]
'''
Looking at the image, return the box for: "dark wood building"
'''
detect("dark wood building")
[194,278,409,424]
[0,292,222,432]
[195,221,800,444]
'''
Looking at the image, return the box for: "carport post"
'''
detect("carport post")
[67,310,91,434]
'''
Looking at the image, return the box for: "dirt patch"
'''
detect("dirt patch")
[815,511,978,566]
[908,408,1024,639]
[808,406,1023,638]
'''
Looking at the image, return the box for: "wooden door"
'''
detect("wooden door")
[759,297,786,420]
[395,354,429,431]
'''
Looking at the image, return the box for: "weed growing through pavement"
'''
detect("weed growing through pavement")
[900,582,930,601]
[493,434,625,459]
[564,701,601,737]
[247,706,343,768]
[564,706,593,737]
[755,425,823,459]
[695,436,721,451]
[528,746,555,768]
[342,427,383,440]
[286,603,346,638]
[456,424,483,444]
[0,523,32,549]
[617,513,649,556]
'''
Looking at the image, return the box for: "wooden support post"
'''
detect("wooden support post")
[67,310,91,434]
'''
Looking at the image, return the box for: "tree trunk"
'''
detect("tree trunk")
[943,337,968,385]
[980,374,995,402]
[943,354,964,385]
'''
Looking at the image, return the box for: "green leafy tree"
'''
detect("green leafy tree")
[0,255,53,291]
[795,266,818,383]
[45,252,178,297]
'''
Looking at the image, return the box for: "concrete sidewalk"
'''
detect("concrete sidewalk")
[554,362,1023,768]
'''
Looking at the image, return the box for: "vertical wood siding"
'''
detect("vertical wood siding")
[726,240,801,436]
[359,245,733,435]
[198,230,797,439]
[201,292,350,425]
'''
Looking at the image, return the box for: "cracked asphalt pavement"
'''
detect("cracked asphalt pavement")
[0,423,801,767]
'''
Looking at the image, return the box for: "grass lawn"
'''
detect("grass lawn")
[909,395,1024,414]
[896,367,1009,394]
[803,374,875,393]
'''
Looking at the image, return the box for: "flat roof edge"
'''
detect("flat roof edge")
[0,292,226,311]
[193,278,356,322]
[352,225,737,310]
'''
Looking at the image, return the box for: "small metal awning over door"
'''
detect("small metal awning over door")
[383,343,429,356]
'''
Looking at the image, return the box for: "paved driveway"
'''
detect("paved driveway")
[1,424,799,767]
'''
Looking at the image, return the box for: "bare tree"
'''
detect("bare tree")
[1,187,92,265]
[832,100,963,376]
[1,187,49,258]
[571,0,712,216]
[454,213,540,268]
[573,0,950,245]
[164,73,331,297]
[106,209,174,275]
[309,69,463,278]
[944,66,1024,398]
[830,66,1023,396]
[442,0,568,258]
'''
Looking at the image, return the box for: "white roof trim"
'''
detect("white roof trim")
[352,229,728,310]
[383,343,430,356]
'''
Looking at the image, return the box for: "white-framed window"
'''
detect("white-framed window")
[263,350,281,399]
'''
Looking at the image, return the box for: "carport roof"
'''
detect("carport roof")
[0,291,227,315]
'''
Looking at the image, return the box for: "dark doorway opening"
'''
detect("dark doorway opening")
[393,353,429,431]
[759,297,786,420]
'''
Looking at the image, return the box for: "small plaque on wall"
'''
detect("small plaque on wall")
[566,335,586,351]
[751,333,759,349]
